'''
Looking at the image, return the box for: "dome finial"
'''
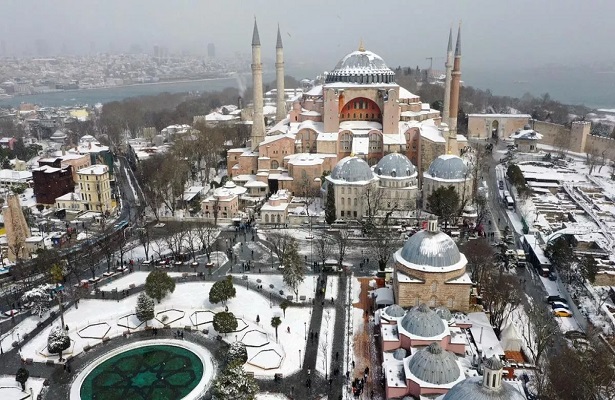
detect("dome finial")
[358,38,365,52]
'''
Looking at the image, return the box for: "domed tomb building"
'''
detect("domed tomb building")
[422,154,473,207]
[373,152,419,212]
[325,156,378,220]
[228,24,466,200]
[393,219,472,311]
[441,356,527,400]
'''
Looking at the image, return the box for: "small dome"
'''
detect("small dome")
[393,348,408,360]
[484,356,504,371]
[407,342,460,385]
[325,49,395,84]
[443,377,526,400]
[329,156,374,182]
[50,129,67,139]
[384,304,405,318]
[399,230,461,269]
[435,307,453,322]
[426,155,469,180]
[400,304,446,338]
[375,153,417,178]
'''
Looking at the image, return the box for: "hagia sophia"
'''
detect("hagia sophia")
[226,21,472,205]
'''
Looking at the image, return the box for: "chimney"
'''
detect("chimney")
[427,218,439,233]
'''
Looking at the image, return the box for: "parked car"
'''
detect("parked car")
[546,295,567,304]
[553,308,572,317]
[548,272,557,281]
[551,301,570,310]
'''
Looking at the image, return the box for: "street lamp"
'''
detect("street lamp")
[299,349,302,368]
[304,322,307,340]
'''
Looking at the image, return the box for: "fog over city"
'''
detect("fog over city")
[1,0,614,71]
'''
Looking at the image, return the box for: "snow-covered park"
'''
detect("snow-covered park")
[19,277,313,379]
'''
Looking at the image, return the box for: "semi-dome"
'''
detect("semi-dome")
[400,304,446,338]
[393,348,408,360]
[399,229,461,269]
[426,154,469,180]
[406,342,461,385]
[435,307,453,322]
[384,304,405,318]
[375,153,417,178]
[442,377,526,400]
[329,156,374,182]
[325,49,396,84]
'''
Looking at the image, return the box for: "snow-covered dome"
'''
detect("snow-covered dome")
[375,153,416,178]
[50,129,67,141]
[435,307,453,322]
[426,155,469,180]
[384,304,405,318]
[398,225,462,269]
[329,156,374,183]
[443,378,526,400]
[325,49,395,84]
[399,304,446,338]
[406,342,460,385]
[393,348,408,360]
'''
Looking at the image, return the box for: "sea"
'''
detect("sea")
[0,67,613,110]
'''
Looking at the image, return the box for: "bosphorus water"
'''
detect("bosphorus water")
[0,67,613,110]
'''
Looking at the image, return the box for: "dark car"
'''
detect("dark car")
[546,295,567,304]
[548,272,557,281]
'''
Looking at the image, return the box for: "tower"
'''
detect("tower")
[449,23,462,141]
[275,25,286,122]
[442,28,453,127]
[251,19,266,150]
[482,356,504,391]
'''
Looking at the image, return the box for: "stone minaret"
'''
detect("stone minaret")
[251,18,265,150]
[275,24,286,122]
[442,28,453,127]
[449,23,462,140]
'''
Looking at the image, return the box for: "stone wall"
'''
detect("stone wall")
[393,264,471,312]
[532,121,569,148]
[586,135,615,160]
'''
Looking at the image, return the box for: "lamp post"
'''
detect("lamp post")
[304,322,307,340]
[299,349,302,368]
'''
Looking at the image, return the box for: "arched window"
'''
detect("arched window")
[492,374,496,388]
[429,296,436,307]
[271,160,279,169]
[265,214,269,223]
[276,214,281,224]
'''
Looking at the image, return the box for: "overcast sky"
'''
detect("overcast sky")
[1,0,614,72]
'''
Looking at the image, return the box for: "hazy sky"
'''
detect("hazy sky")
[2,0,614,72]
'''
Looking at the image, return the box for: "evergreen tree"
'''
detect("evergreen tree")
[324,185,336,225]
[281,238,304,301]
[15,367,29,391]
[209,276,236,305]
[226,341,248,366]
[213,311,238,336]
[47,326,71,362]
[271,316,282,343]
[427,186,460,229]
[135,293,155,327]
[144,270,176,303]
[579,255,598,283]
[211,363,258,400]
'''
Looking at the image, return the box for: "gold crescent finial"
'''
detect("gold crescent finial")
[358,39,365,52]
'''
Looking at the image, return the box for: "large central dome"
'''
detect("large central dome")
[398,230,462,269]
[325,49,396,84]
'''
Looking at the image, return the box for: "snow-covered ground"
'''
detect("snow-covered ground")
[232,273,320,304]
[0,306,59,353]
[0,375,45,400]
[20,281,312,378]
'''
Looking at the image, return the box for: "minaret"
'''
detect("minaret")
[442,28,453,127]
[251,18,265,150]
[275,24,286,122]
[449,22,462,141]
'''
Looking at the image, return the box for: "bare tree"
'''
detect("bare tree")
[268,231,292,263]
[521,302,558,366]
[460,238,493,287]
[482,272,521,335]
[335,229,351,268]
[137,224,152,261]
[360,185,384,233]
[195,223,219,261]
[370,227,402,272]
[314,231,333,266]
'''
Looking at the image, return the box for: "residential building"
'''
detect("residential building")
[32,159,74,205]
[77,165,112,213]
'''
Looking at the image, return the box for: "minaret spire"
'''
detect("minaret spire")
[442,27,454,130]
[250,18,265,150]
[275,24,286,122]
[448,21,462,155]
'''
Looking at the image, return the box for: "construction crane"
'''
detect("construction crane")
[425,56,444,70]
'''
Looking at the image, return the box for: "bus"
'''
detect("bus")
[505,196,514,210]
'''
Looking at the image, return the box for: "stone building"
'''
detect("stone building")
[467,114,531,139]
[423,154,473,207]
[77,165,113,213]
[392,219,472,311]
[32,159,74,205]
[374,153,419,211]
[324,156,378,220]
[2,194,31,261]
[510,128,542,153]
[227,22,465,198]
